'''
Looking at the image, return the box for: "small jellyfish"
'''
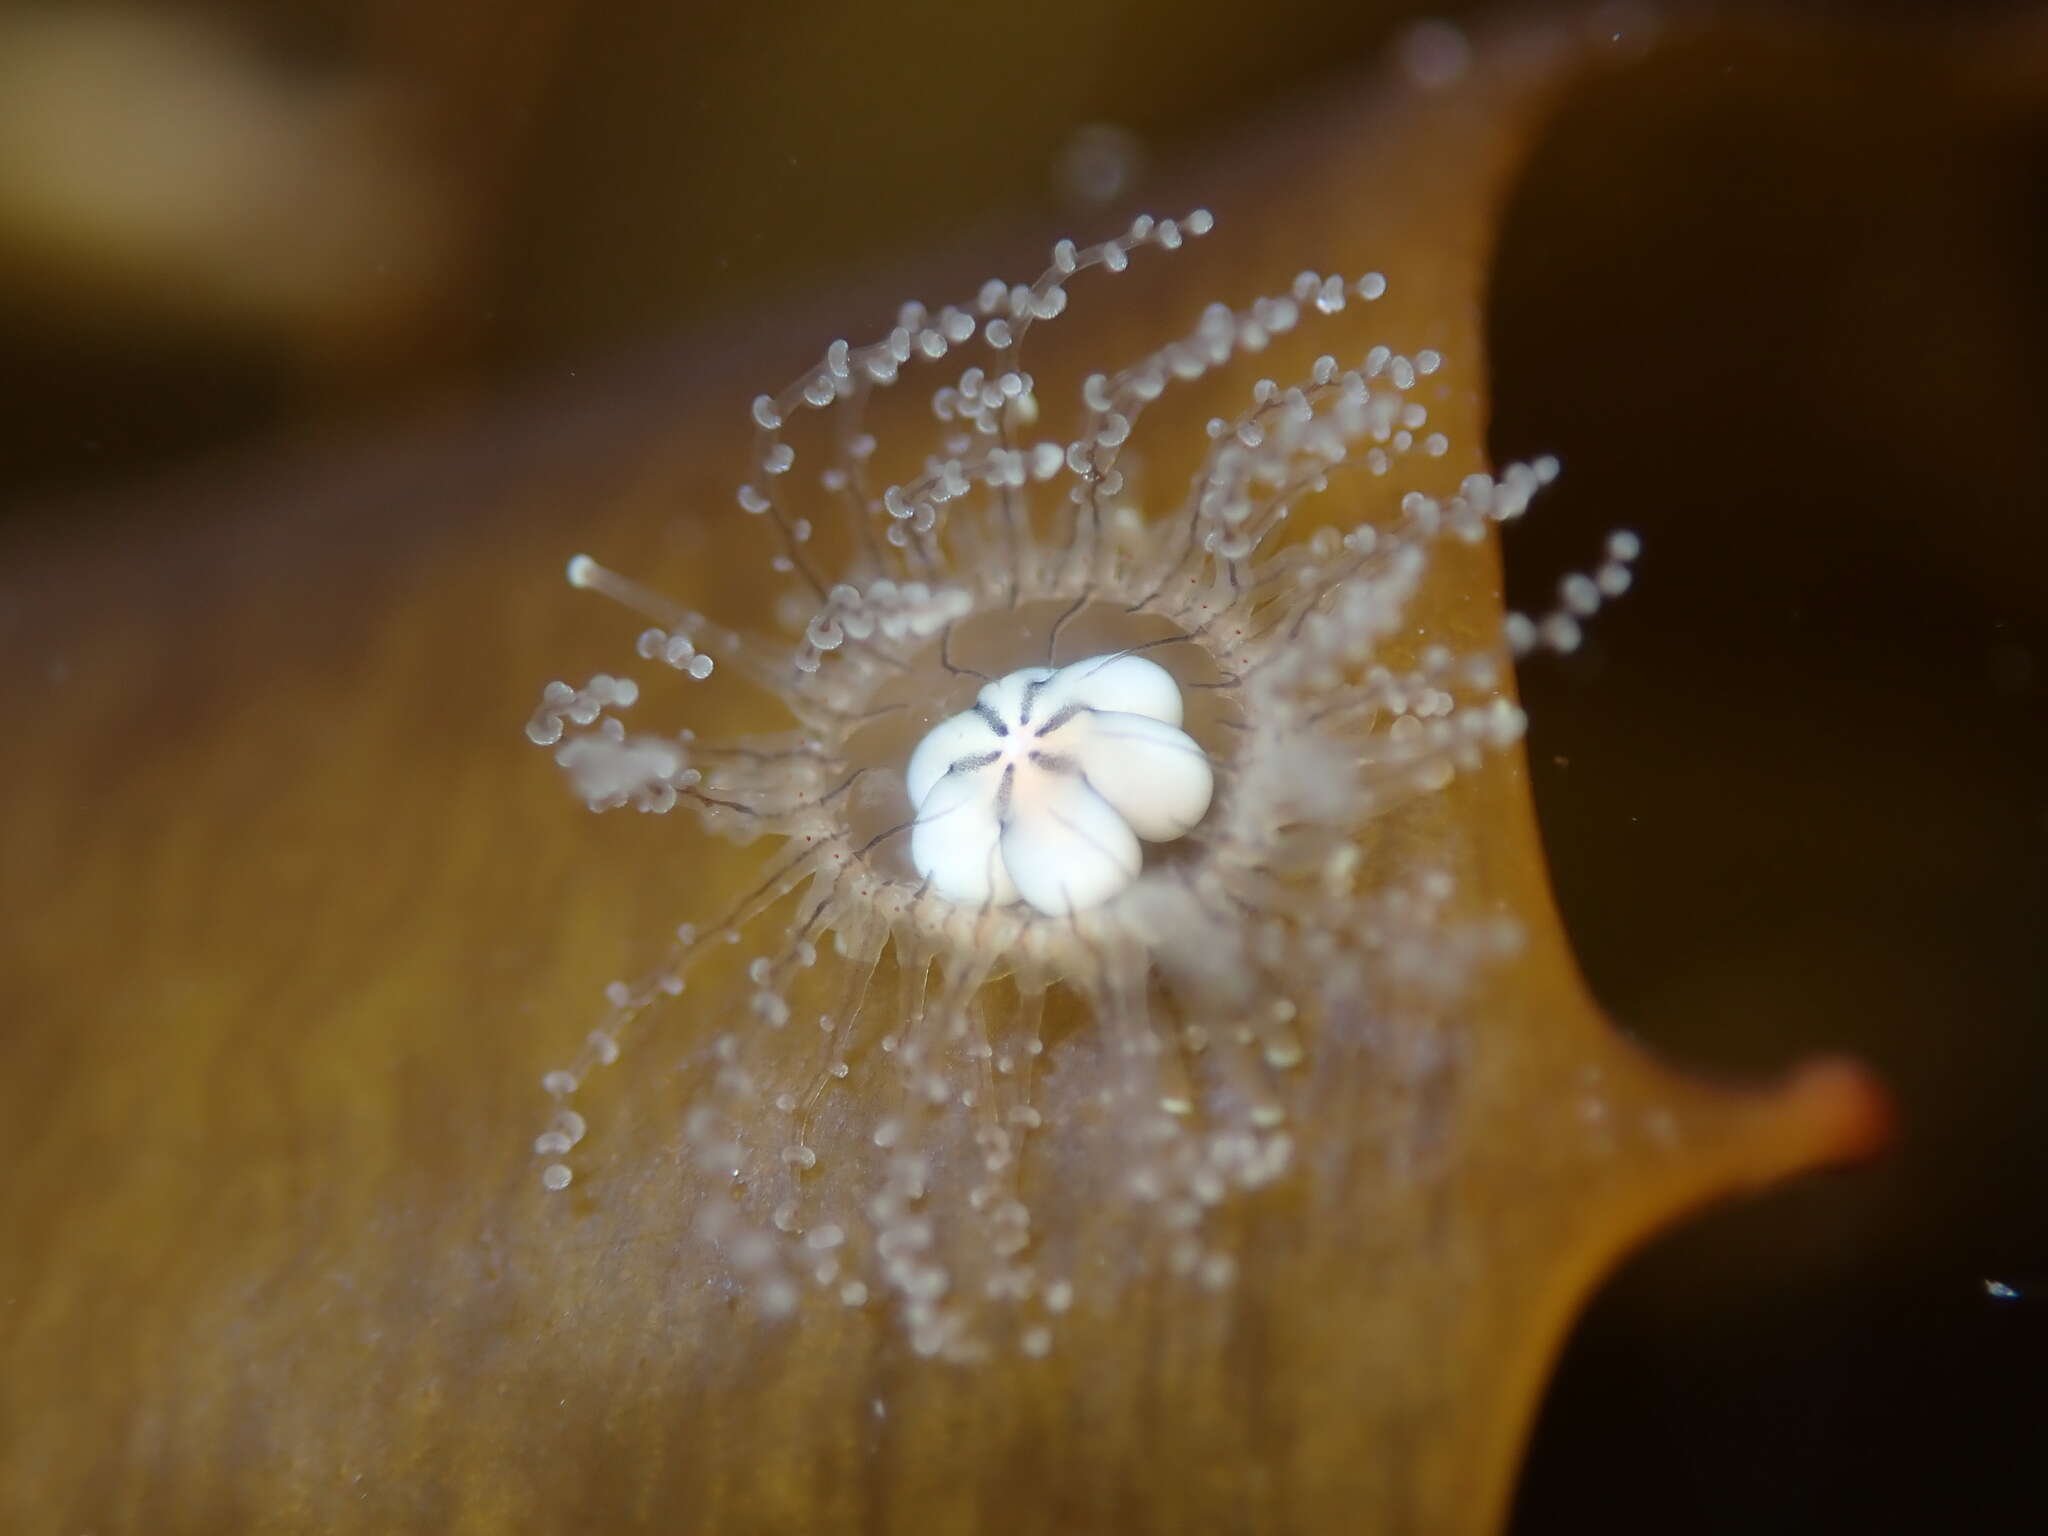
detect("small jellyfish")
[523,212,1629,1358]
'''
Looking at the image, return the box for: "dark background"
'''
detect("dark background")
[1493,28,2048,1531]
[3,2,2042,1529]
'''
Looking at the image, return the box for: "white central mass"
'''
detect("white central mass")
[905,652,1214,916]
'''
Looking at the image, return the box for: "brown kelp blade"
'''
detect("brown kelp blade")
[0,13,1928,1534]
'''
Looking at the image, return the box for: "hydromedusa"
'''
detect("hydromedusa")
[525,212,1630,1360]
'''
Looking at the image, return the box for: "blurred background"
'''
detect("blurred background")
[1,0,2042,1529]
[0,0,1514,504]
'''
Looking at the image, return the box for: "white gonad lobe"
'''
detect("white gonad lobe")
[906,653,1212,917]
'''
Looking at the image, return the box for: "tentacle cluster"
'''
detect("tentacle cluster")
[525,212,1633,1359]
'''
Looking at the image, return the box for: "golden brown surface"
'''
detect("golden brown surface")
[0,15,1949,1533]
